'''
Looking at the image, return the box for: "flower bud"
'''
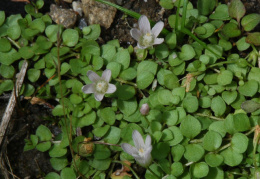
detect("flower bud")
[140,103,149,116]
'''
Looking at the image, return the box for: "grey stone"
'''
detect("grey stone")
[82,0,117,29]
[49,4,77,28]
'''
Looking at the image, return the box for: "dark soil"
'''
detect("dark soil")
[0,0,259,178]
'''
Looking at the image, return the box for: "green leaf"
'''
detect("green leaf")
[209,4,230,20]
[137,61,158,75]
[121,123,143,142]
[222,22,241,38]
[231,133,248,153]
[113,49,130,70]
[0,11,5,26]
[233,113,250,132]
[197,23,215,39]
[183,96,199,113]
[171,144,185,162]
[205,153,224,167]
[103,126,121,144]
[158,159,171,175]
[45,172,61,179]
[218,39,232,51]
[92,55,103,70]
[236,37,250,51]
[115,84,136,100]
[106,61,121,79]
[89,158,111,170]
[92,125,110,137]
[171,162,184,177]
[197,0,215,15]
[69,94,82,104]
[180,115,201,139]
[93,145,111,159]
[45,25,63,42]
[241,13,260,31]
[163,110,178,126]
[211,96,226,116]
[76,111,96,127]
[22,83,35,96]
[155,43,169,59]
[49,144,67,158]
[220,148,243,166]
[60,168,76,179]
[205,44,223,64]
[158,89,174,105]
[29,18,45,33]
[159,0,174,9]
[168,126,183,146]
[0,48,21,65]
[119,68,137,81]
[217,70,233,86]
[145,164,164,179]
[27,68,40,82]
[165,32,177,49]
[50,157,69,171]
[7,24,21,40]
[36,125,52,141]
[101,44,116,64]
[0,38,11,52]
[164,73,180,90]
[152,142,170,160]
[137,71,154,89]
[100,107,116,125]
[239,80,258,97]
[118,98,137,116]
[162,129,174,141]
[191,162,209,178]
[184,144,205,162]
[62,29,78,47]
[36,0,44,9]
[179,44,195,61]
[36,141,51,152]
[60,62,70,75]
[228,0,245,22]
[222,91,237,105]
[19,46,35,59]
[83,24,101,40]
[0,64,15,78]
[203,131,222,151]
[241,100,260,113]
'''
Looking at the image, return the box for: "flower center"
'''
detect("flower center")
[95,80,108,93]
[138,148,145,156]
[140,33,154,47]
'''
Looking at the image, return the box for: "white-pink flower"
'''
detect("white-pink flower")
[82,69,116,101]
[121,130,152,168]
[130,15,164,49]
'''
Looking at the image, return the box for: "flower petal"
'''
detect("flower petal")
[82,84,95,94]
[106,84,116,94]
[121,143,138,156]
[145,145,153,154]
[138,15,151,34]
[87,70,100,82]
[135,155,151,168]
[145,135,152,148]
[132,130,145,150]
[102,69,112,82]
[153,38,164,45]
[151,21,164,38]
[137,43,148,49]
[94,93,105,101]
[130,28,142,41]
